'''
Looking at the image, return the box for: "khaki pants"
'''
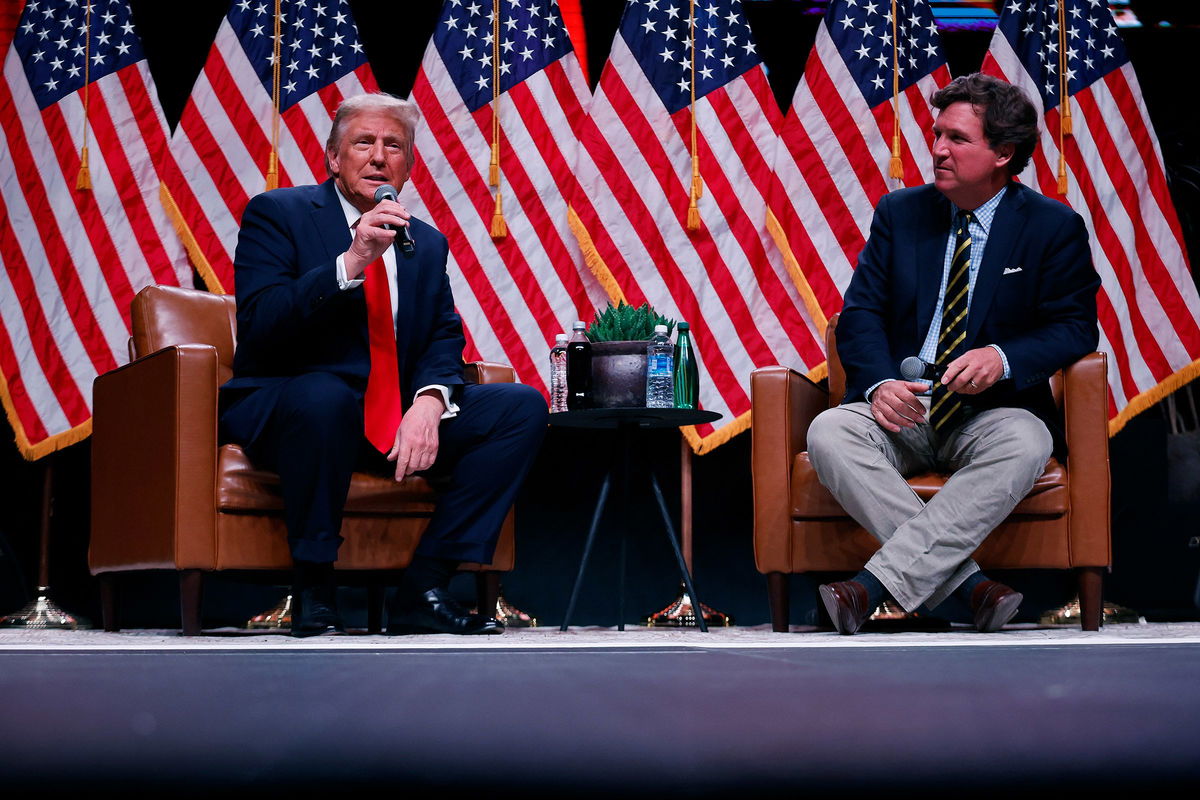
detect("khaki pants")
[806,398,1053,611]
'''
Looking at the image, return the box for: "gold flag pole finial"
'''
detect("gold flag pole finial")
[887,0,903,180]
[76,1,93,190]
[490,2,507,238]
[686,0,701,231]
[1056,0,1071,194]
[265,0,282,191]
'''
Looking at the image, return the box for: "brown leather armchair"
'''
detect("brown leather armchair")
[750,314,1110,632]
[90,284,519,635]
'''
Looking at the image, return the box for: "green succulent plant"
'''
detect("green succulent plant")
[585,301,676,342]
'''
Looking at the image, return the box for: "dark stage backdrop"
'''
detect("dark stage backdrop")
[1,1,1198,630]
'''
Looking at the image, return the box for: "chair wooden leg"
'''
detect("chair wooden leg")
[1077,567,1103,632]
[367,585,384,634]
[179,569,204,636]
[98,574,119,632]
[475,571,500,618]
[767,572,789,632]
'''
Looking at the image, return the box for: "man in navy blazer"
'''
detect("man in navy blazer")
[807,74,1101,635]
[220,93,547,637]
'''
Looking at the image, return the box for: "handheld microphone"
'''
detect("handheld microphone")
[900,356,946,382]
[372,184,415,256]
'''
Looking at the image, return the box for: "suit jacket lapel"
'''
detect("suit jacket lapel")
[966,183,1024,346]
[915,190,950,342]
[311,179,352,263]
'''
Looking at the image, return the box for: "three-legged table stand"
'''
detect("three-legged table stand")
[549,408,721,632]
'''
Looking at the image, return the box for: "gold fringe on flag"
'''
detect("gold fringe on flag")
[265,0,282,191]
[76,2,92,190]
[1056,0,1071,194]
[489,3,506,239]
[686,0,702,231]
[887,0,903,179]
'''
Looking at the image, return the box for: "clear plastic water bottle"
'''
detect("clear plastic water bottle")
[549,333,568,413]
[566,321,593,410]
[645,324,674,409]
[673,321,699,409]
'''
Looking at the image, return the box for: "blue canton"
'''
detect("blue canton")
[997,0,1126,111]
[619,0,761,115]
[436,0,573,113]
[16,0,145,110]
[229,0,367,113]
[825,0,946,110]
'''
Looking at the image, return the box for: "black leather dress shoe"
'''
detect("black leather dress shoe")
[291,585,345,639]
[388,587,504,635]
[971,580,1023,632]
[818,579,876,635]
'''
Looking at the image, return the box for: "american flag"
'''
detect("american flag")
[163,0,379,294]
[399,0,606,397]
[983,0,1200,432]
[0,0,190,460]
[769,0,951,330]
[571,0,824,453]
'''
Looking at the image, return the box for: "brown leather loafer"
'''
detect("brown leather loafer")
[819,580,876,635]
[971,580,1024,632]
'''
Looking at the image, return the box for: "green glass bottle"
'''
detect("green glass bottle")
[673,321,699,409]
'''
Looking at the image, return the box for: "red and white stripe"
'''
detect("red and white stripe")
[400,35,607,397]
[0,57,190,459]
[572,35,825,452]
[984,37,1200,432]
[769,20,950,326]
[164,16,378,295]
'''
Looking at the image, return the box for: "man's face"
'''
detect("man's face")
[931,101,1013,208]
[326,109,411,213]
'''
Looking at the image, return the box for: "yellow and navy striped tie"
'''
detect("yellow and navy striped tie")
[929,210,974,432]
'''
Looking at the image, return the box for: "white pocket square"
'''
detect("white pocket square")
[1003,266,1023,275]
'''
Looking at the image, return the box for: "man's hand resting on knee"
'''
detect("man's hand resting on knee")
[388,392,445,479]
[869,380,928,432]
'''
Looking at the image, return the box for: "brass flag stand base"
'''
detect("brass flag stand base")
[859,597,950,631]
[492,591,537,628]
[1,458,89,631]
[1039,595,1142,626]
[245,593,292,629]
[1,587,86,629]
[644,581,733,627]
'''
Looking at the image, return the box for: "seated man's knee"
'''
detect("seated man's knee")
[492,383,549,429]
[807,407,861,469]
[277,373,360,433]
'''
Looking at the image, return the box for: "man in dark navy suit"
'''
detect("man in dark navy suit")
[220,93,547,637]
[807,74,1101,635]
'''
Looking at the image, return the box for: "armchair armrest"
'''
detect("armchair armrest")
[465,361,515,385]
[1061,351,1111,567]
[90,344,220,574]
[751,366,829,572]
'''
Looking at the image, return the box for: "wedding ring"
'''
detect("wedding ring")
[968,379,977,387]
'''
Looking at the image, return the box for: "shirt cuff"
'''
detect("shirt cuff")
[988,344,1012,380]
[416,385,459,419]
[336,254,364,290]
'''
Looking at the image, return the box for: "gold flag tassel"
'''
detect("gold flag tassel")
[1056,0,1071,195]
[265,0,282,191]
[887,0,903,179]
[686,0,701,232]
[75,2,92,190]
[490,2,507,239]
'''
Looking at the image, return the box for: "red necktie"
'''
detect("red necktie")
[362,256,402,454]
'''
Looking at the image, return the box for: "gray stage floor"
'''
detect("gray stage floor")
[2,623,1198,797]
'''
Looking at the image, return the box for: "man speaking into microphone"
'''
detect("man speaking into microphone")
[805,74,1101,634]
[220,93,547,637]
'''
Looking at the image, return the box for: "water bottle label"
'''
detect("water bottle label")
[649,354,672,374]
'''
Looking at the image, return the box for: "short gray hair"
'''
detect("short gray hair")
[324,93,419,175]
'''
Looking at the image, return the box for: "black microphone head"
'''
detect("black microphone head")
[373,184,398,203]
[900,356,925,382]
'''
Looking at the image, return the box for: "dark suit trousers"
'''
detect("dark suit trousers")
[224,373,548,565]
